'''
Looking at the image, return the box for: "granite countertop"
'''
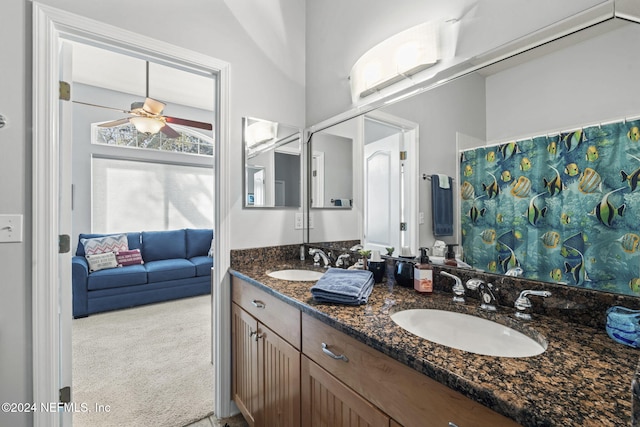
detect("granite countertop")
[230,258,639,427]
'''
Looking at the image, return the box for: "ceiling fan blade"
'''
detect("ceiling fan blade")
[160,124,181,138]
[143,97,166,115]
[165,116,213,131]
[98,118,131,128]
[73,100,130,114]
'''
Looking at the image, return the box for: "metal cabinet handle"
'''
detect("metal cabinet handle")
[321,343,349,362]
[448,422,460,427]
[251,300,266,309]
[249,329,263,342]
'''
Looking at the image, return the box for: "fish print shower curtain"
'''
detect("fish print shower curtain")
[460,118,640,297]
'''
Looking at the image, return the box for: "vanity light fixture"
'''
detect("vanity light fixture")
[350,21,440,102]
[245,119,278,148]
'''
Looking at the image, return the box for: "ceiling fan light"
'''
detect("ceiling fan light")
[131,116,165,135]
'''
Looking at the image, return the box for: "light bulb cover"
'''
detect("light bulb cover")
[130,116,165,134]
[350,21,440,102]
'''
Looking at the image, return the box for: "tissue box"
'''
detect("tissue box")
[606,306,640,348]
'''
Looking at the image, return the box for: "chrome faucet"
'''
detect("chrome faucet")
[349,243,363,251]
[440,271,465,303]
[514,290,551,320]
[505,266,524,277]
[309,248,331,268]
[466,279,498,311]
[335,253,351,268]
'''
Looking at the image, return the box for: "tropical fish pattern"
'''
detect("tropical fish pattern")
[543,166,565,196]
[578,167,602,194]
[541,231,561,248]
[460,181,475,200]
[460,118,640,297]
[510,176,532,198]
[619,233,640,253]
[482,173,500,198]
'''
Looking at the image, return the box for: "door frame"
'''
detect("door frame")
[363,110,419,254]
[32,3,231,426]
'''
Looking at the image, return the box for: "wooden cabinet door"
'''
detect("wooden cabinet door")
[301,356,389,427]
[258,323,301,427]
[232,303,259,427]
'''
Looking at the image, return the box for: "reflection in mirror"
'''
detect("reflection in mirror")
[307,111,419,257]
[310,125,353,208]
[243,117,301,208]
[306,16,640,297]
[362,113,418,256]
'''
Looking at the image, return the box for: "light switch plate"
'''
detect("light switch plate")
[419,212,425,224]
[294,213,304,230]
[0,214,23,243]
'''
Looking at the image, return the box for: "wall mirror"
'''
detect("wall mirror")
[305,10,640,296]
[243,117,301,208]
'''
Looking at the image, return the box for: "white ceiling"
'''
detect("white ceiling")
[70,41,215,111]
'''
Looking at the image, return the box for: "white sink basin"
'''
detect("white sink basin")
[390,309,546,358]
[267,269,324,281]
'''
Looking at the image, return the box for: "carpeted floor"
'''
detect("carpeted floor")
[72,295,214,427]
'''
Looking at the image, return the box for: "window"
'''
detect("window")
[92,157,214,233]
[93,122,214,156]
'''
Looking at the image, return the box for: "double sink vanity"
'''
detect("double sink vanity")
[229,245,640,427]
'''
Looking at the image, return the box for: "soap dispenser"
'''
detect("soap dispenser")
[414,247,433,293]
[445,244,458,266]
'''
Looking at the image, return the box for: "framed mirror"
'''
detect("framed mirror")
[305,11,640,297]
[243,117,301,208]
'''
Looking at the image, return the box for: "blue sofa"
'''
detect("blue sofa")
[72,228,213,318]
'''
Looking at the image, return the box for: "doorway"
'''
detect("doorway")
[32,4,231,426]
[68,40,216,426]
[362,111,419,256]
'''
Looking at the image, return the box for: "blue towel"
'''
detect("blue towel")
[431,174,453,236]
[311,268,374,305]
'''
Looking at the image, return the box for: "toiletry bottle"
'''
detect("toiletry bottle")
[445,244,458,266]
[414,247,433,293]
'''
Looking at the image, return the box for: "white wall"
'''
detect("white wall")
[0,2,30,427]
[0,1,304,425]
[305,0,606,126]
[486,22,640,142]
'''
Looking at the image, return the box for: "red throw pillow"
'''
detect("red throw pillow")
[115,249,144,267]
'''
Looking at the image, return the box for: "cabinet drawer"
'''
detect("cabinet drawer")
[302,313,521,427]
[232,276,301,349]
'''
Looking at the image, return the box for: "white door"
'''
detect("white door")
[363,135,400,254]
[59,41,74,426]
[311,152,325,207]
[253,169,265,206]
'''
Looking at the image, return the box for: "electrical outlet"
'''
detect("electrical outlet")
[419,212,424,224]
[308,213,314,229]
[294,213,304,230]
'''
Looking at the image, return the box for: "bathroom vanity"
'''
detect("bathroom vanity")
[229,249,640,427]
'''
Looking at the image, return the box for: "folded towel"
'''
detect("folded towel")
[311,268,374,305]
[437,174,450,189]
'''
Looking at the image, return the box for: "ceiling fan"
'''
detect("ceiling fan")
[73,62,213,138]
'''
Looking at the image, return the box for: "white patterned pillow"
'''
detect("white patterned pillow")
[81,234,129,256]
[86,252,118,272]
